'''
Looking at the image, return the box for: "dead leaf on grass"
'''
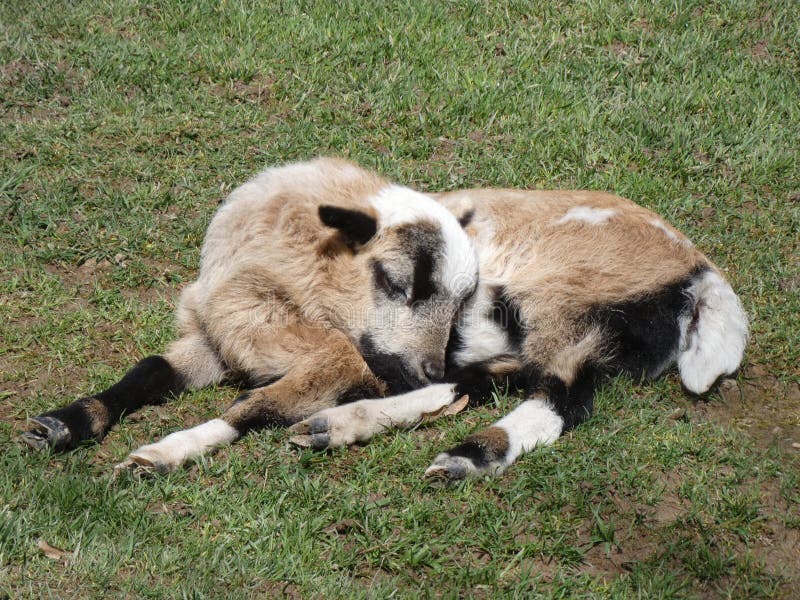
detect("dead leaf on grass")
[323,519,358,535]
[420,395,469,422]
[37,539,70,561]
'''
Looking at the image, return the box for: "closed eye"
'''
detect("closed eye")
[373,261,409,302]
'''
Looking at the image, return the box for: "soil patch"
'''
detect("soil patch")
[209,74,277,106]
[689,364,800,454]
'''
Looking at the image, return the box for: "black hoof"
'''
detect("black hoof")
[22,416,72,451]
[309,433,331,451]
[289,416,333,449]
[423,454,478,487]
[306,417,329,435]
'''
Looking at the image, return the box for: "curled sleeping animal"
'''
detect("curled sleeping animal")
[22,158,747,483]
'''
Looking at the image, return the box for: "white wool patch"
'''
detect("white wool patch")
[650,219,679,241]
[678,270,749,393]
[495,398,564,463]
[650,219,693,246]
[450,284,513,366]
[372,185,479,298]
[555,206,617,226]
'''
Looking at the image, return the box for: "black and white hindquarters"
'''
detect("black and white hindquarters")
[425,266,748,483]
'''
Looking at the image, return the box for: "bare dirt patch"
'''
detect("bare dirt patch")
[0,59,37,84]
[632,18,653,34]
[750,40,772,61]
[778,273,800,293]
[689,365,800,454]
[752,478,800,583]
[0,354,28,422]
[581,536,656,579]
[210,74,277,106]
[0,58,87,122]
[605,41,645,64]
[590,474,797,594]
[727,475,800,597]
[252,580,303,599]
[1,257,181,428]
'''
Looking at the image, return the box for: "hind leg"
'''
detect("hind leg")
[423,397,564,483]
[423,364,599,484]
[21,333,226,451]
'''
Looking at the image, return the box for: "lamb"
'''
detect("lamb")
[22,158,747,482]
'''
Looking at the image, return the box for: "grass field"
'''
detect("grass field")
[1,0,798,597]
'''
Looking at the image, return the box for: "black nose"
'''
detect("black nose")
[422,360,445,381]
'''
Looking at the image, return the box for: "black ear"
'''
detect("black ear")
[318,205,378,245]
[458,209,475,228]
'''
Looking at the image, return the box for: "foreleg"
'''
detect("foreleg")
[114,330,384,474]
[21,334,225,451]
[288,384,468,450]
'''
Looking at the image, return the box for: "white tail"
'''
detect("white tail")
[678,269,749,394]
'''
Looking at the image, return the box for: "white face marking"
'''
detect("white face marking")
[371,185,479,298]
[555,206,617,226]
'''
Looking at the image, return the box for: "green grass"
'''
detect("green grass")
[1,0,798,597]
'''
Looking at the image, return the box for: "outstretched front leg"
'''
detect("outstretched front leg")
[287,355,526,454]
[424,364,600,484]
[114,328,385,475]
[288,384,469,449]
